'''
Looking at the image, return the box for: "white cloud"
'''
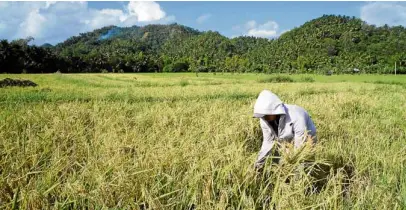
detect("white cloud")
[122,15,176,27]
[247,29,277,37]
[196,14,212,24]
[100,9,126,18]
[127,1,165,22]
[247,20,278,37]
[88,9,127,29]
[17,9,47,39]
[258,21,278,31]
[245,20,257,29]
[233,20,283,38]
[158,15,176,24]
[361,2,406,26]
[0,1,174,45]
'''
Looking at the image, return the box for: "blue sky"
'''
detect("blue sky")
[0,1,405,45]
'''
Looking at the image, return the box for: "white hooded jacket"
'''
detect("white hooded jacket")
[253,90,317,167]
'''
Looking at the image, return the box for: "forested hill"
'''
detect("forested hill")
[55,24,200,53]
[1,15,406,74]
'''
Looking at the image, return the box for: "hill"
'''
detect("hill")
[161,15,406,74]
[1,15,405,74]
[55,23,200,53]
[270,15,406,74]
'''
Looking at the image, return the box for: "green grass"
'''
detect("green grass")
[0,73,405,209]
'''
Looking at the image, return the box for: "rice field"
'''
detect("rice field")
[1,73,405,209]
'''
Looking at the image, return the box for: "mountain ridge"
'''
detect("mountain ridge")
[1,14,405,74]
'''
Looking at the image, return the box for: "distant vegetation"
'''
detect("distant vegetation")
[257,75,295,83]
[1,15,406,74]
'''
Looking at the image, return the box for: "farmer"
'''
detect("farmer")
[253,89,317,169]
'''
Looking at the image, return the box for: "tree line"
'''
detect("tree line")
[1,15,405,74]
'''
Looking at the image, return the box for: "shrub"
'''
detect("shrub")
[163,65,173,72]
[172,62,189,72]
[163,62,190,72]
[257,75,295,83]
[179,79,189,87]
[299,76,315,83]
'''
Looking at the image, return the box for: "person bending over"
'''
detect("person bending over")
[253,89,317,169]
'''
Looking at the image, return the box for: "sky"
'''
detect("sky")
[0,1,405,45]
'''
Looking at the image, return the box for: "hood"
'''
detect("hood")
[253,90,286,117]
